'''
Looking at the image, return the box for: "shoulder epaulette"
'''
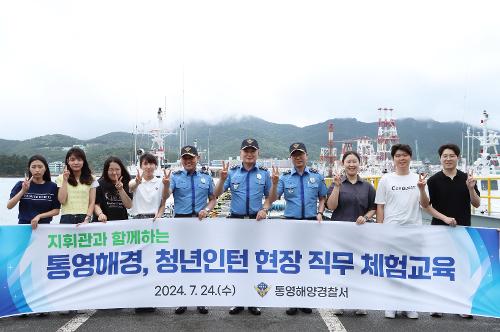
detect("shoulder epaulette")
[309,168,318,173]
[230,165,239,170]
[258,165,268,171]
[173,170,183,175]
[200,169,209,174]
[283,170,291,175]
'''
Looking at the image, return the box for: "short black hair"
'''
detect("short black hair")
[438,143,460,157]
[342,151,361,163]
[391,144,412,158]
[139,153,157,166]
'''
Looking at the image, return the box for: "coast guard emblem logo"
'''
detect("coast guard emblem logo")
[256,173,262,180]
[201,178,206,184]
[255,282,271,298]
[233,183,239,190]
[293,143,299,148]
[310,177,316,183]
[247,139,253,144]
[185,147,191,151]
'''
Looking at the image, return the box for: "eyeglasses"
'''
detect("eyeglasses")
[441,154,457,159]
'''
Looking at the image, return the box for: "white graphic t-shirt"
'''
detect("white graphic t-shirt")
[375,172,423,225]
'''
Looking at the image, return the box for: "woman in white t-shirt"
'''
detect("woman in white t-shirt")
[129,153,169,220]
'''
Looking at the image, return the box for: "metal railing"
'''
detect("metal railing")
[473,176,500,216]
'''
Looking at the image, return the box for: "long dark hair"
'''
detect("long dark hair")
[65,147,93,186]
[27,155,51,182]
[101,156,131,190]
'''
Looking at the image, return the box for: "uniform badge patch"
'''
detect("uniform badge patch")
[310,177,316,183]
[233,183,239,190]
[256,173,262,180]
[201,178,206,184]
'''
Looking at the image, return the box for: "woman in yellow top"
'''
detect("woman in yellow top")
[56,147,98,224]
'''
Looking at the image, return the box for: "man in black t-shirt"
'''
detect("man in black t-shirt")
[424,143,480,319]
[426,144,480,227]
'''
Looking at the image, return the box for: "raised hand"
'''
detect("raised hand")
[115,174,124,191]
[62,166,70,182]
[466,169,476,190]
[271,166,280,185]
[21,175,33,193]
[220,161,229,181]
[417,172,428,190]
[332,172,341,187]
[135,169,143,184]
[162,169,171,186]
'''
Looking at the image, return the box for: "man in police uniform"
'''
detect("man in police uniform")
[168,145,217,315]
[213,138,272,316]
[268,142,327,316]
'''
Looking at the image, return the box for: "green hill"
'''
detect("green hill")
[0,117,485,176]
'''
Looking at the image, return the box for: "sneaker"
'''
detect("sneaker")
[59,311,77,315]
[174,307,187,314]
[459,314,473,319]
[355,309,367,315]
[248,307,261,316]
[285,308,298,315]
[430,312,443,318]
[405,311,418,319]
[229,306,244,315]
[134,307,156,313]
[300,308,312,314]
[385,310,396,319]
[197,306,208,314]
[333,309,344,315]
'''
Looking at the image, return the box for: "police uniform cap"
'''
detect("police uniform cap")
[241,138,259,150]
[181,145,198,157]
[289,142,307,155]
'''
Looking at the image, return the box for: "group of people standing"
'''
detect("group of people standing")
[7,139,481,319]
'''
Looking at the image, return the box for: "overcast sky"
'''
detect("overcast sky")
[1,0,499,140]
